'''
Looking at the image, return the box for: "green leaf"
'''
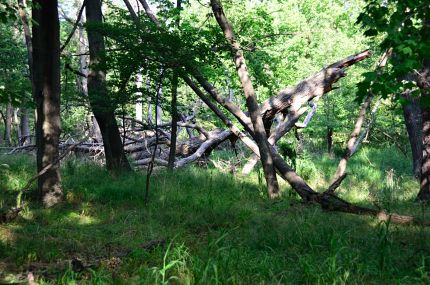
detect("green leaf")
[362,71,377,81]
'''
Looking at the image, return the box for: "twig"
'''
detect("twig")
[60,0,87,53]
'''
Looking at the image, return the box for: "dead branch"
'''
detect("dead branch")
[326,173,348,194]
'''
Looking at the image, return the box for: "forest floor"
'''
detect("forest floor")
[1,146,430,284]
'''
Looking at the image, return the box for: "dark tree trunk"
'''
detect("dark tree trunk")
[86,0,131,171]
[418,103,430,201]
[417,59,430,201]
[32,0,63,206]
[402,94,422,179]
[168,0,181,170]
[168,72,179,169]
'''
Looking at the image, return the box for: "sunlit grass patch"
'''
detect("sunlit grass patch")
[0,148,429,284]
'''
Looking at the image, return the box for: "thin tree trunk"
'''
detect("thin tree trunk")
[210,0,280,198]
[146,67,153,123]
[135,69,143,122]
[17,0,33,147]
[4,103,12,146]
[20,108,31,145]
[168,72,179,170]
[13,108,22,145]
[32,0,63,206]
[168,0,181,170]
[86,0,131,171]
[328,95,373,189]
[156,68,163,126]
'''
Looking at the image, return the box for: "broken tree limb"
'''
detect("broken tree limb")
[326,51,391,194]
[326,94,374,193]
[210,0,280,198]
[295,101,318,129]
[326,173,348,194]
[174,129,231,167]
[351,99,381,156]
[123,0,430,226]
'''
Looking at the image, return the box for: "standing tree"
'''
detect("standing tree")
[357,0,430,201]
[86,0,131,172]
[32,0,63,206]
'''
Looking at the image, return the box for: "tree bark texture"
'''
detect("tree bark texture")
[402,93,422,178]
[417,59,430,201]
[210,0,280,198]
[86,0,131,171]
[168,72,179,169]
[32,0,63,206]
[4,103,12,146]
[328,95,373,190]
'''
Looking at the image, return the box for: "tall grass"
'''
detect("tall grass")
[0,146,429,284]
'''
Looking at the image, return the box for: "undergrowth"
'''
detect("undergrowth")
[1,146,429,284]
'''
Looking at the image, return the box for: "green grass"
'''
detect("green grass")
[1,146,430,284]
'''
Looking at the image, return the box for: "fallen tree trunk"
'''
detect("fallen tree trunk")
[124,0,430,226]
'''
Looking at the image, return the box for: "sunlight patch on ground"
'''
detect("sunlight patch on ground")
[64,212,99,225]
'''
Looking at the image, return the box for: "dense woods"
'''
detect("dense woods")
[1,0,430,283]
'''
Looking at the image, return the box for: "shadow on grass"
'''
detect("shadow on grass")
[0,153,429,284]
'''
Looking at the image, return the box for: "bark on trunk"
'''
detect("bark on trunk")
[86,0,131,171]
[4,103,12,146]
[417,59,430,201]
[146,67,153,124]
[168,72,179,169]
[75,4,102,143]
[32,0,63,206]
[20,108,31,145]
[418,102,430,201]
[18,0,33,147]
[328,95,373,190]
[402,93,422,178]
[156,69,163,126]
[13,108,22,145]
[211,0,280,198]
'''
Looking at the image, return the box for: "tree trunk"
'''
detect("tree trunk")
[32,0,63,206]
[75,3,102,143]
[210,0,280,198]
[418,102,430,201]
[20,108,31,145]
[168,0,181,170]
[329,95,373,187]
[168,72,179,170]
[13,108,22,145]
[17,0,33,147]
[402,93,422,178]
[156,69,163,126]
[135,69,143,122]
[417,59,430,201]
[4,103,12,146]
[86,0,131,171]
